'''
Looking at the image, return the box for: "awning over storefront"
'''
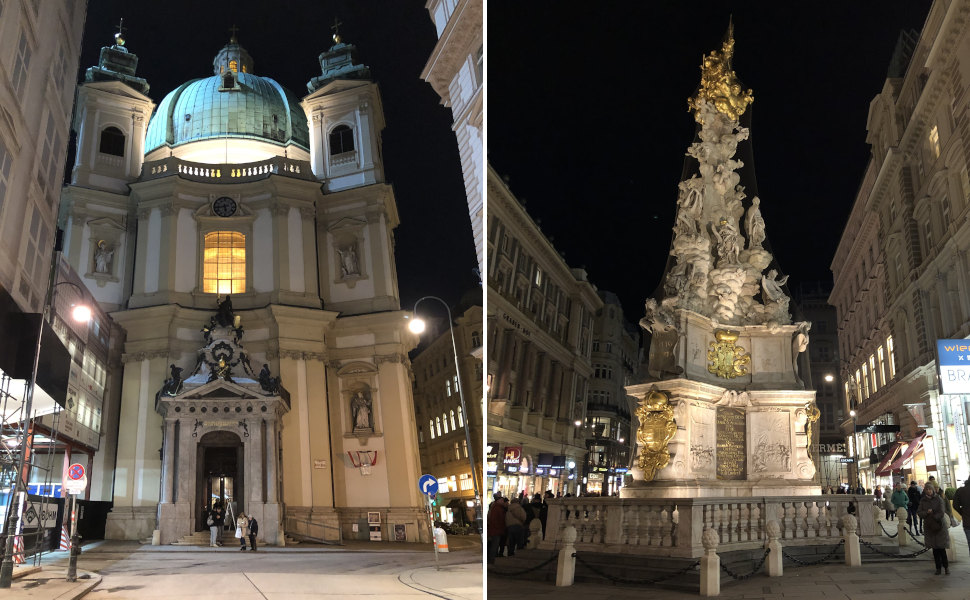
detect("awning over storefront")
[887,432,927,473]
[874,441,904,476]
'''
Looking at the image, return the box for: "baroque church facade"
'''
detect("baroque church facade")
[60,31,426,544]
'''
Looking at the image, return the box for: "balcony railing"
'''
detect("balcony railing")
[141,156,315,184]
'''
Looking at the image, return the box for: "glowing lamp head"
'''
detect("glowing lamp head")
[408,316,426,334]
[849,410,857,418]
[72,305,92,323]
[574,420,582,427]
[824,374,834,382]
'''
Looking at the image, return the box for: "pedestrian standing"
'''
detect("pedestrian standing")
[529,494,543,540]
[235,512,250,551]
[917,484,951,575]
[209,502,224,547]
[952,478,970,555]
[908,481,923,533]
[540,491,553,539]
[504,497,527,556]
[891,484,908,520]
[247,515,259,551]
[486,493,507,563]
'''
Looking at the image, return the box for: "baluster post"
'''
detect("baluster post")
[699,527,720,597]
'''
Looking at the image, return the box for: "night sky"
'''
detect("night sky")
[77,0,479,312]
[489,2,933,323]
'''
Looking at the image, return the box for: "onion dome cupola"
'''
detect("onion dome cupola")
[144,34,310,161]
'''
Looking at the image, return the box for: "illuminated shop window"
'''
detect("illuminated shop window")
[203,231,246,294]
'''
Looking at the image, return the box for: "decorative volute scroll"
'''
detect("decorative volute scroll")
[635,389,678,481]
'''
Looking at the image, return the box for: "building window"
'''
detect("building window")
[869,355,878,394]
[923,219,933,252]
[445,379,452,397]
[449,409,456,430]
[454,441,460,460]
[877,346,886,386]
[887,336,896,378]
[99,126,125,157]
[534,267,542,286]
[462,439,468,458]
[929,125,941,158]
[471,330,481,347]
[942,195,951,226]
[442,412,449,434]
[203,231,246,294]
[435,416,441,437]
[457,405,463,427]
[429,419,435,439]
[12,31,31,99]
[0,137,11,215]
[329,124,354,155]
[229,59,238,73]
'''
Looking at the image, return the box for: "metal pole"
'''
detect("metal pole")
[427,494,439,571]
[66,494,77,582]
[412,296,483,534]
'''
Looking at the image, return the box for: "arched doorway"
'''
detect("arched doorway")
[196,431,244,532]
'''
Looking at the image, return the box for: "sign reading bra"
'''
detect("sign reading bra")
[716,406,746,480]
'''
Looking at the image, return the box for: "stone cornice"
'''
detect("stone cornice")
[420,0,483,100]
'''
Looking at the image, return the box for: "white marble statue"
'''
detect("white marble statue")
[711,218,741,265]
[338,244,359,277]
[745,197,766,249]
[761,269,788,303]
[95,241,114,274]
[351,391,372,430]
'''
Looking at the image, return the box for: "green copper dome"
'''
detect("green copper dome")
[145,42,309,154]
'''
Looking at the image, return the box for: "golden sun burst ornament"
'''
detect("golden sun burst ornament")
[687,21,754,123]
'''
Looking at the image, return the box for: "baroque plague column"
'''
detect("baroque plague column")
[624,26,819,499]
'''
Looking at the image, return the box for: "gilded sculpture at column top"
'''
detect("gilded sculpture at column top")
[635,389,678,481]
[707,329,750,379]
[687,21,754,123]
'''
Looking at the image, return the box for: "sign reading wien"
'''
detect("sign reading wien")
[937,339,970,394]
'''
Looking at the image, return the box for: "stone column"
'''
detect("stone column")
[247,417,264,504]
[265,419,278,503]
[160,419,176,504]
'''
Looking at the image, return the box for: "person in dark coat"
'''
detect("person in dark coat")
[486,494,507,563]
[247,515,258,551]
[528,494,543,540]
[540,491,553,538]
[918,484,951,574]
[208,502,224,547]
[907,481,923,533]
[952,477,970,554]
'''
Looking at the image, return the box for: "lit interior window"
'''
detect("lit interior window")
[229,59,238,73]
[203,231,246,294]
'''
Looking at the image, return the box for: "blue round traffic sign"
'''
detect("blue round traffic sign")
[418,474,438,495]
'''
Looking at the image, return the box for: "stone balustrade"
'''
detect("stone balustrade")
[141,156,315,183]
[540,495,875,558]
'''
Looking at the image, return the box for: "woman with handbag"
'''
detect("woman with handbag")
[235,512,250,551]
[917,485,951,575]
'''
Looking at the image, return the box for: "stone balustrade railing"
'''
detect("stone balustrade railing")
[141,156,315,183]
[540,495,875,558]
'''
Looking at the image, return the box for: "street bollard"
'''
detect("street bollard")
[896,508,908,547]
[699,527,720,597]
[842,514,861,567]
[765,519,783,577]
[555,525,577,587]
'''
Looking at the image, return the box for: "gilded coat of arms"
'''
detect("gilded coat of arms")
[707,329,750,379]
[635,389,678,481]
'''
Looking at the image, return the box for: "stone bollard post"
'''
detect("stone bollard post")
[896,508,908,547]
[699,527,720,597]
[765,519,783,577]
[555,525,577,587]
[527,520,542,549]
[842,514,861,567]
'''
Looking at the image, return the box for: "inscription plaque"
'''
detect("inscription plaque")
[716,406,746,480]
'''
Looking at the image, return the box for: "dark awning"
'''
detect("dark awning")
[887,432,927,473]
[874,441,904,476]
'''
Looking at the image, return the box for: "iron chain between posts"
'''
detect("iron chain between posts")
[719,548,770,580]
[877,521,898,538]
[781,539,845,566]
[859,536,931,558]
[904,526,930,548]
[574,553,702,585]
[487,552,559,577]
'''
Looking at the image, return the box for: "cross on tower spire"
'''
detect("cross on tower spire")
[114,17,127,46]
[229,23,239,43]
[331,17,343,44]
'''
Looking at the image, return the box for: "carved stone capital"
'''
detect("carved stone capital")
[278,349,326,362]
[299,207,316,219]
[136,208,152,220]
[375,353,404,365]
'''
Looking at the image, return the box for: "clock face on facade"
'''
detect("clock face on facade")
[213,196,237,217]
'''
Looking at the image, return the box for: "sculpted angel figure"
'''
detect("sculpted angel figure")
[711,218,741,264]
[675,182,703,235]
[761,269,789,303]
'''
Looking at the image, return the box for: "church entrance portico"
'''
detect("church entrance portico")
[197,432,243,532]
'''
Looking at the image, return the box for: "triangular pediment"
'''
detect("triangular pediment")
[174,379,265,401]
[304,78,371,102]
[84,80,153,103]
[86,216,125,231]
[328,216,367,233]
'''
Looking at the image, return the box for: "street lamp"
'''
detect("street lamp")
[849,409,858,492]
[0,260,90,586]
[408,296,482,534]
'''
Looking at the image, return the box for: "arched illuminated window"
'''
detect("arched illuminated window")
[329,124,354,155]
[449,410,456,430]
[457,406,463,427]
[442,412,449,434]
[99,126,125,156]
[203,231,246,294]
[429,419,435,439]
[435,416,441,437]
[229,59,238,73]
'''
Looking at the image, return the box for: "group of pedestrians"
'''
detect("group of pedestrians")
[205,502,258,551]
[486,490,551,563]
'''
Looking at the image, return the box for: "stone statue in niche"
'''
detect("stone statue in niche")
[351,390,373,431]
[338,243,360,277]
[161,364,183,396]
[94,240,114,274]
